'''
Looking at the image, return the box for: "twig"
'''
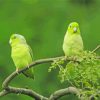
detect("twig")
[92,45,100,52]
[49,87,80,100]
[89,91,100,100]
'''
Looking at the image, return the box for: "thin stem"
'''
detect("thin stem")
[92,45,100,52]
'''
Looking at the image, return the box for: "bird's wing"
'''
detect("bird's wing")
[27,45,33,60]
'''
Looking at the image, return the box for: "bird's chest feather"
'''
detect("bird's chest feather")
[11,45,31,68]
[64,34,83,48]
[12,46,27,59]
[63,34,83,56]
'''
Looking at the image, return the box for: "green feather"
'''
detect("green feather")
[9,34,34,79]
[63,22,84,56]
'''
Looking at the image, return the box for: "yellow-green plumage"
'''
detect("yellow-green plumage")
[9,34,34,79]
[63,22,84,56]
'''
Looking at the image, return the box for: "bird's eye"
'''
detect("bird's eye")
[69,25,71,28]
[12,36,16,39]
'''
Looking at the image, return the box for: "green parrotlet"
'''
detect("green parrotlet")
[63,22,84,56]
[9,34,34,79]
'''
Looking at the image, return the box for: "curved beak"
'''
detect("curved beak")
[73,27,77,33]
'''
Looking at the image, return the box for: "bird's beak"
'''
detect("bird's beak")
[9,39,12,44]
[73,27,77,33]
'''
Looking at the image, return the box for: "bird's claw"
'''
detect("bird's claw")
[64,56,67,60]
[27,64,30,68]
[16,68,19,74]
[73,56,78,61]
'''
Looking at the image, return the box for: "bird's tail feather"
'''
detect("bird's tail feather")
[22,68,34,80]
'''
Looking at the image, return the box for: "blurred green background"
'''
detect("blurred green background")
[0,0,100,100]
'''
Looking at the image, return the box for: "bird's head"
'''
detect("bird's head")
[9,34,26,47]
[67,22,80,34]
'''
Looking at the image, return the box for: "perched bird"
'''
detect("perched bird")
[9,34,34,79]
[63,22,84,56]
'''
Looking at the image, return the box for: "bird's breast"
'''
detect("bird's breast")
[11,44,32,68]
[63,34,83,56]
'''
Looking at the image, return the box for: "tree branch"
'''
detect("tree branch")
[0,55,99,99]
[0,86,48,100]
[2,56,71,99]
[6,86,48,100]
[92,45,100,52]
[0,90,9,97]
[2,56,65,89]
[49,87,80,100]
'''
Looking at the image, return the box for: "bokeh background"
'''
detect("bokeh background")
[0,0,100,100]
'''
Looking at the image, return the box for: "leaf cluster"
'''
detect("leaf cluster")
[48,51,100,98]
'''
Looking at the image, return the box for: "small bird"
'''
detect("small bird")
[9,34,34,79]
[63,22,84,56]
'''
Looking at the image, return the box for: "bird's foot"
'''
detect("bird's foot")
[73,56,78,61]
[27,64,30,68]
[16,68,19,74]
[64,56,67,60]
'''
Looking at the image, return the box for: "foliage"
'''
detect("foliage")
[0,0,100,100]
[48,51,100,99]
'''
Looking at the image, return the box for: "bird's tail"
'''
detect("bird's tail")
[22,68,34,80]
